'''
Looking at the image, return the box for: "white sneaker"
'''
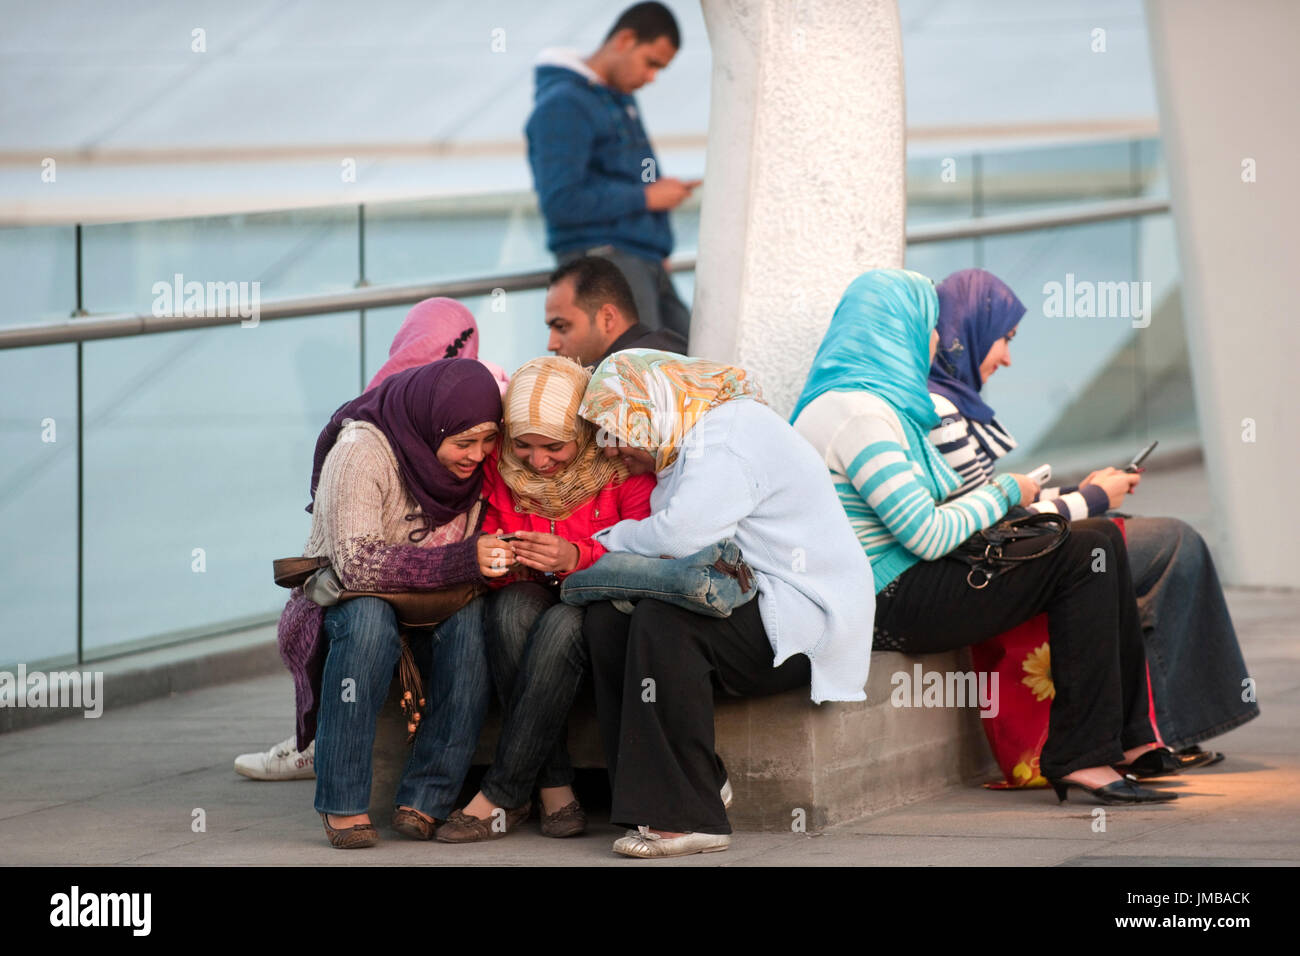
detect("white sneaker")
[234,735,315,781]
[613,826,731,859]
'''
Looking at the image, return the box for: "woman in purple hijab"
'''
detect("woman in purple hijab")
[927,269,1258,775]
[278,358,508,848]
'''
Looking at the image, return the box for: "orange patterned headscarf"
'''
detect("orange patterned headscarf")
[497,356,628,519]
[578,349,765,472]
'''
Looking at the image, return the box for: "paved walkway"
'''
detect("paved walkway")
[1,588,1294,867]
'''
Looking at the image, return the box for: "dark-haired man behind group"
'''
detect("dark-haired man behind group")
[526,1,696,340]
[545,255,687,366]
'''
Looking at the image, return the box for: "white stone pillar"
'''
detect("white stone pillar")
[1146,0,1300,587]
[691,0,907,417]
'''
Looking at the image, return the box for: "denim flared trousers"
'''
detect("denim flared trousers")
[313,595,490,818]
[1122,516,1260,748]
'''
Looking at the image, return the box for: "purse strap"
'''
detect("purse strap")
[954,513,1071,589]
[272,555,331,589]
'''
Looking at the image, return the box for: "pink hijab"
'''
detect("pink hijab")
[366,297,510,394]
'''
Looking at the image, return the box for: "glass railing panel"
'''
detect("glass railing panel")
[906,151,977,225]
[364,194,701,290]
[980,140,1141,213]
[80,206,361,313]
[974,219,1147,467]
[1133,212,1195,450]
[0,342,79,668]
[0,225,77,328]
[0,224,79,667]
[78,314,361,660]
[903,237,979,287]
[364,197,552,286]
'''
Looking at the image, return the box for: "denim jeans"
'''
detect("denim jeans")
[479,583,588,808]
[313,595,490,818]
[560,541,755,618]
[1122,516,1260,748]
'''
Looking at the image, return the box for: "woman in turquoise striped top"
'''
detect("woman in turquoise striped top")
[791,269,1177,806]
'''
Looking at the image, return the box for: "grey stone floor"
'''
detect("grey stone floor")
[0,589,1294,867]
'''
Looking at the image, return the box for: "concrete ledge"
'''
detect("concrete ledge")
[0,625,282,735]
[369,647,997,831]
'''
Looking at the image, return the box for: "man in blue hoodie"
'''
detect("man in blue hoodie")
[526,2,697,340]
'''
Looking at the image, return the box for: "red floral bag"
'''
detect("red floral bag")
[969,518,1164,788]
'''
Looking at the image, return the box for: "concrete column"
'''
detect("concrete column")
[1146,0,1300,586]
[692,0,907,417]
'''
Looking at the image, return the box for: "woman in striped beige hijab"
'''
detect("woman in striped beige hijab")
[432,356,656,844]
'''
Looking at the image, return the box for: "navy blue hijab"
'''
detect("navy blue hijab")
[929,270,1026,424]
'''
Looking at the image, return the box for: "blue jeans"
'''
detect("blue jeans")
[313,595,490,818]
[1122,516,1260,748]
[480,583,588,808]
[560,541,755,618]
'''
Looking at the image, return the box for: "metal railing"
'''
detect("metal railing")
[0,196,1169,351]
[0,191,1175,670]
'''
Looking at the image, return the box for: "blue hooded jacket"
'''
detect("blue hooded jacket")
[525,53,674,262]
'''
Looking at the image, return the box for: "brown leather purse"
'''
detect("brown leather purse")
[272,556,485,742]
[272,556,484,628]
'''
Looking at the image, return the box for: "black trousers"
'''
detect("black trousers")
[584,598,809,834]
[874,518,1155,778]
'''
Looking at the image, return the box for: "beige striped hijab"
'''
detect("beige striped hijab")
[497,356,628,519]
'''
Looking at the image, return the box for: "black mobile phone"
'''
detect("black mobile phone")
[1125,440,1158,473]
[495,532,521,543]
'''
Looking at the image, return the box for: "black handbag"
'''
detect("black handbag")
[948,512,1070,589]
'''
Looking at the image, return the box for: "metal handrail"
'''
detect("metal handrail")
[0,196,1169,350]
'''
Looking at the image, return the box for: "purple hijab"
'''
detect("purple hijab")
[307,358,502,534]
[929,269,1026,424]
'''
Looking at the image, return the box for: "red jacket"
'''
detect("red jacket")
[481,447,655,585]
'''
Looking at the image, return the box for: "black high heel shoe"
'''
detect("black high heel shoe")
[1049,776,1178,805]
[1174,744,1225,768]
[1114,746,1213,779]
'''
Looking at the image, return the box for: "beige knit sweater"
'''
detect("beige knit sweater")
[303,420,483,591]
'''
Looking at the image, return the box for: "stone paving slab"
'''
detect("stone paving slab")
[0,589,1295,867]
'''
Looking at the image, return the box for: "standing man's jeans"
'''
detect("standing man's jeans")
[314,595,491,819]
[479,583,588,809]
[559,245,690,339]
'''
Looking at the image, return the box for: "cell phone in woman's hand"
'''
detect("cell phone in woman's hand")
[1125,440,1158,473]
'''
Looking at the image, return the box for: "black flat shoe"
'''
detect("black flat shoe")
[1049,776,1178,805]
[1113,747,1188,779]
[1175,745,1225,768]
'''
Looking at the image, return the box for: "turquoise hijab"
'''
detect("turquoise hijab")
[791,269,961,500]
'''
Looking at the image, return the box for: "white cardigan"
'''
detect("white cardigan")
[592,399,876,703]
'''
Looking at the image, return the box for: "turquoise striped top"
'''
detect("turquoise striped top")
[793,390,1022,593]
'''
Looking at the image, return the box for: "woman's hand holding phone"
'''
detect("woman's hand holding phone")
[1081,467,1141,509]
[476,533,516,578]
[509,530,580,573]
[1008,473,1041,505]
